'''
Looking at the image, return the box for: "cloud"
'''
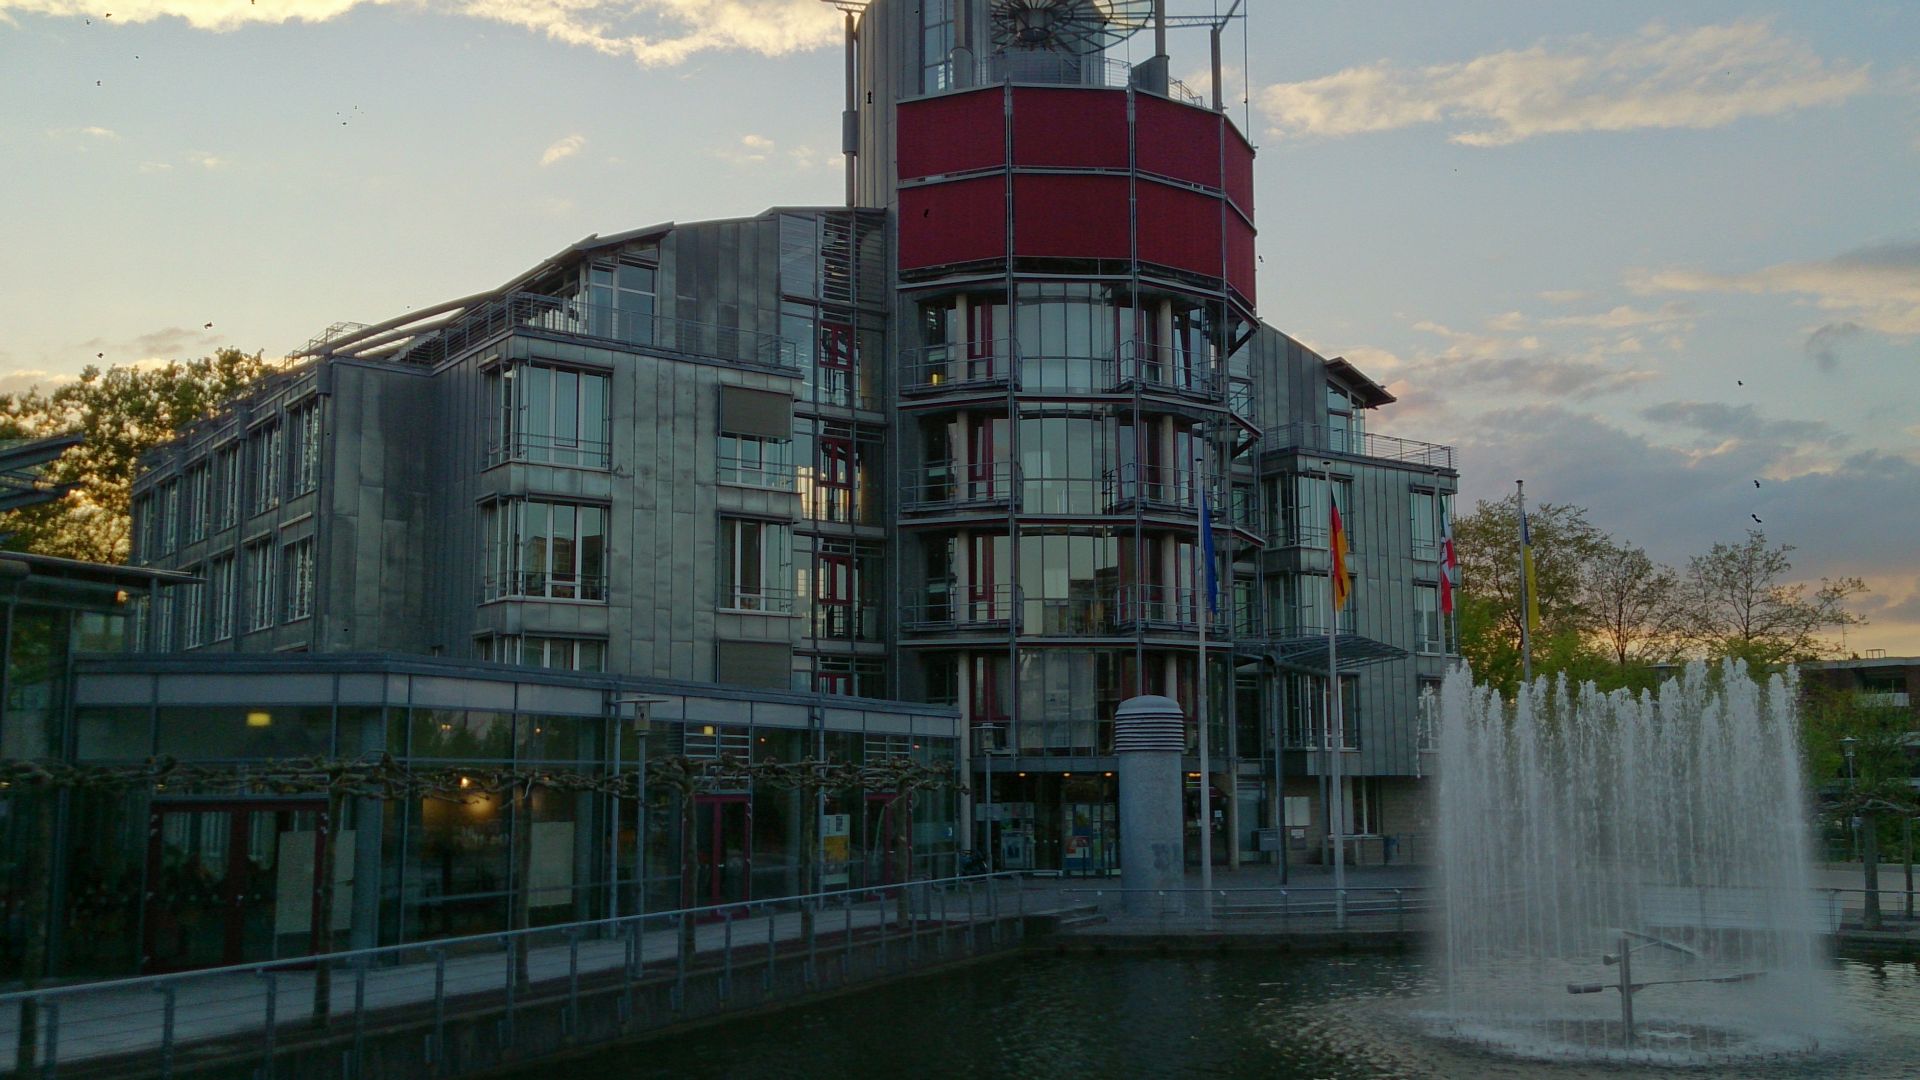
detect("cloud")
[1538,290,1592,304]
[1804,321,1864,372]
[1632,240,1920,336]
[0,369,79,397]
[1455,406,1920,639]
[713,132,829,169]
[1259,20,1869,145]
[0,0,839,66]
[138,161,173,173]
[1639,400,1844,451]
[47,125,119,141]
[1432,354,1660,397]
[540,133,586,167]
[185,151,227,169]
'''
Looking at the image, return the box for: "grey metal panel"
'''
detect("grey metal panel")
[749,700,810,729]
[336,673,388,704]
[156,672,336,705]
[821,706,866,732]
[682,695,746,725]
[72,673,154,707]
[514,682,606,717]
[860,708,914,735]
[408,675,516,710]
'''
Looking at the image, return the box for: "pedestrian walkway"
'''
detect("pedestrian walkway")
[1,878,1021,1075]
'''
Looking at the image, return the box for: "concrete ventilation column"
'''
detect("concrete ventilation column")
[1114,694,1185,914]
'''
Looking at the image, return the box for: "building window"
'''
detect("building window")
[585,258,656,346]
[809,539,882,642]
[1418,678,1441,751]
[185,462,213,543]
[718,385,795,488]
[815,656,885,698]
[208,554,236,641]
[158,480,180,555]
[1348,777,1384,836]
[1281,673,1359,749]
[482,498,608,602]
[1415,584,1442,654]
[487,362,611,469]
[214,442,242,530]
[482,635,607,672]
[1328,383,1366,453]
[796,418,881,524]
[288,398,322,495]
[180,571,206,648]
[920,0,956,92]
[1410,490,1437,561]
[245,540,275,632]
[152,588,175,651]
[1276,474,1352,550]
[1282,574,1354,635]
[284,537,315,621]
[250,421,282,515]
[720,517,793,613]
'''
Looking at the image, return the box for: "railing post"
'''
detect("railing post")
[987,876,1000,946]
[765,904,777,995]
[260,970,279,1080]
[841,896,853,982]
[37,999,57,1080]
[158,982,177,1080]
[804,898,819,990]
[352,957,368,1078]
[938,882,949,956]
[721,908,735,1002]
[501,934,517,1046]
[1395,889,1405,932]
[673,914,688,1013]
[430,948,447,1074]
[878,888,889,971]
[1336,888,1348,931]
[966,881,977,952]
[566,928,582,1036]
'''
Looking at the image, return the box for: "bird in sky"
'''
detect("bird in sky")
[1751,514,1763,524]
[1754,479,1761,488]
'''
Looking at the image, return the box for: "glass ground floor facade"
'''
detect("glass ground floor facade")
[4,654,959,979]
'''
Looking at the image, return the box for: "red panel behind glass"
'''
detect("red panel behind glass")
[1012,174,1131,260]
[1223,126,1255,218]
[898,90,1006,179]
[899,178,1008,269]
[1011,87,1129,169]
[1137,182,1223,278]
[1135,95,1221,190]
[1225,213,1256,305]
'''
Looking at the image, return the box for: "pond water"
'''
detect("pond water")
[540,951,1920,1079]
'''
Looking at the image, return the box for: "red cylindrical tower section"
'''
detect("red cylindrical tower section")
[896,85,1257,308]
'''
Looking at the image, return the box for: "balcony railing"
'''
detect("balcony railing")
[811,603,884,643]
[485,431,613,470]
[481,573,609,603]
[928,53,1205,108]
[1861,692,1912,708]
[900,341,1014,394]
[1269,423,1455,471]
[900,584,1021,632]
[718,456,799,491]
[902,460,1020,513]
[1112,584,1229,633]
[720,584,797,615]
[901,340,1221,402]
[403,292,803,371]
[1103,463,1201,514]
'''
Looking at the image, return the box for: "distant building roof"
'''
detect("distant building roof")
[0,431,83,512]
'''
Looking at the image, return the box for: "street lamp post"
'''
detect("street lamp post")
[1841,736,1858,860]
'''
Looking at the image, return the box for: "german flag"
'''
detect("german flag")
[1331,502,1353,611]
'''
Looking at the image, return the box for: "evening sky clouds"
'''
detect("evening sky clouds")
[2,0,1916,650]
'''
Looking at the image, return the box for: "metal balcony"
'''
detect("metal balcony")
[901,461,1020,514]
[900,585,1021,633]
[1266,423,1455,471]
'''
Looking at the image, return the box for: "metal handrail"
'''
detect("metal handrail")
[1268,422,1456,470]
[902,460,1020,512]
[0,872,1026,1008]
[901,584,1022,632]
[399,292,804,371]
[717,456,799,490]
[900,340,1015,393]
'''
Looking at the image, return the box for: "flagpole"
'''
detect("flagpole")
[1325,460,1346,921]
[1194,440,1214,914]
[1516,479,1533,684]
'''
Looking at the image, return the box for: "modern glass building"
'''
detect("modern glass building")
[112,0,1459,940]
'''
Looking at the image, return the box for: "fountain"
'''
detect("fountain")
[1431,661,1837,1066]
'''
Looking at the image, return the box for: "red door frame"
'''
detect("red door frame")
[142,799,327,974]
[693,794,752,910]
[817,550,854,639]
[865,793,913,891]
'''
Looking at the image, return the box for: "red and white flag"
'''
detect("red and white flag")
[1438,505,1458,615]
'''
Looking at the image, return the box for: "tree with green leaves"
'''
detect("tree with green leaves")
[1681,530,1866,670]
[1801,683,1917,929]
[1583,539,1686,670]
[1452,495,1612,690]
[0,348,274,562]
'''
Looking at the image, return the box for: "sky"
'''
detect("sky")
[2,0,1917,653]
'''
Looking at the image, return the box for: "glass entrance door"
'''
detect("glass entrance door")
[693,796,751,908]
[865,794,913,888]
[143,801,327,973]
